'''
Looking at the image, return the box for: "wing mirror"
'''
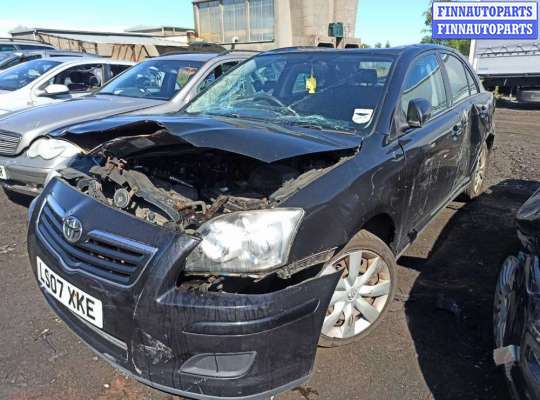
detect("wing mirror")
[38,84,70,97]
[407,98,432,128]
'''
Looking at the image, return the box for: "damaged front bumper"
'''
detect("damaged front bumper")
[27,179,339,400]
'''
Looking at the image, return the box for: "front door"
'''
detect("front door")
[397,52,462,239]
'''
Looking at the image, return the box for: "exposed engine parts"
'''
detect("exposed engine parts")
[66,146,352,232]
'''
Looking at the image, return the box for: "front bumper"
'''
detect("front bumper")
[27,179,339,399]
[0,154,71,197]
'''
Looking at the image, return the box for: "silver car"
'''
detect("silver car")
[0,51,253,197]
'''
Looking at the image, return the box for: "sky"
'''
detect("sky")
[0,0,429,47]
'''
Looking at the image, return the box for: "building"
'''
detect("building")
[125,25,196,44]
[192,0,361,51]
[10,28,189,61]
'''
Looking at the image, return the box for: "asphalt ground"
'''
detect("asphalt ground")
[1,102,539,400]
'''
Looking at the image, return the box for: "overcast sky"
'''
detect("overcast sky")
[0,0,428,47]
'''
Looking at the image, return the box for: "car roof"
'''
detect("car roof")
[0,40,54,48]
[38,56,133,65]
[151,51,254,63]
[262,44,458,58]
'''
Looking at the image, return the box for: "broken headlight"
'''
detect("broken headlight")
[185,209,304,275]
[27,138,82,160]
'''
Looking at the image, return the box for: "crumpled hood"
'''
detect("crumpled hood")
[0,95,164,154]
[55,114,363,163]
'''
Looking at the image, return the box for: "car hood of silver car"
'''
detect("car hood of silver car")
[0,94,165,155]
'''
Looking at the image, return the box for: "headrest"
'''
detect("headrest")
[353,69,378,85]
[68,70,83,83]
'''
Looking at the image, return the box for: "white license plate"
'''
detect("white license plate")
[0,165,6,180]
[37,257,103,328]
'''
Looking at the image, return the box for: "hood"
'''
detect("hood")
[55,114,363,163]
[0,95,164,154]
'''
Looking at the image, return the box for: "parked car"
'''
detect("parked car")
[0,51,252,197]
[0,56,133,115]
[0,50,94,71]
[494,187,540,400]
[0,39,55,52]
[27,45,495,399]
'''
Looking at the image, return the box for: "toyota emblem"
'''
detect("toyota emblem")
[62,216,83,243]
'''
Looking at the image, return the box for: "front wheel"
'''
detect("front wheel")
[319,230,397,348]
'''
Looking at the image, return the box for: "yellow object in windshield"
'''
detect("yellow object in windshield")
[306,74,317,94]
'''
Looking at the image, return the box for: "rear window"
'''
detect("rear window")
[17,44,54,50]
[0,44,16,52]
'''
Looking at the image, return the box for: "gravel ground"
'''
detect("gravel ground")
[0,102,539,400]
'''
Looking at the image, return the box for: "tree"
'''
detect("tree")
[374,42,382,48]
[385,41,391,48]
[421,0,471,56]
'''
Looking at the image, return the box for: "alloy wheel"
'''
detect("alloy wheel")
[321,249,391,339]
[473,145,488,194]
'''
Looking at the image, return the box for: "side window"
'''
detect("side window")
[198,66,221,93]
[197,62,238,93]
[401,53,448,120]
[292,72,308,94]
[465,67,479,95]
[110,64,130,79]
[221,61,239,74]
[441,53,470,103]
[52,64,105,92]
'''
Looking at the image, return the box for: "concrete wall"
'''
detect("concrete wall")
[194,0,361,51]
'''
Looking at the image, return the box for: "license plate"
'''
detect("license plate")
[37,257,103,328]
[0,166,6,180]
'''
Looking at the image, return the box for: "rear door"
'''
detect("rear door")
[440,51,478,192]
[396,52,462,239]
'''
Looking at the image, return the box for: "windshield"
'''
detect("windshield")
[0,59,60,91]
[98,59,204,100]
[185,52,394,134]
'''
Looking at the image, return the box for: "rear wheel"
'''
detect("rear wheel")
[463,142,489,200]
[319,230,397,347]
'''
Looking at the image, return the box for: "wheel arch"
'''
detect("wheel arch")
[361,213,396,250]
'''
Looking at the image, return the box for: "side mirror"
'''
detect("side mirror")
[406,98,432,128]
[39,84,70,97]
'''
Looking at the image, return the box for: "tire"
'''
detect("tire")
[318,230,397,348]
[463,142,489,200]
[493,256,524,400]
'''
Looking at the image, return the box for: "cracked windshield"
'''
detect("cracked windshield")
[186,52,393,134]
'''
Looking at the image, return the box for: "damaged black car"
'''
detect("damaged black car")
[27,45,495,399]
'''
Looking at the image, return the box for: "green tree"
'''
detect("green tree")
[421,0,471,56]
[385,41,391,48]
[374,42,382,48]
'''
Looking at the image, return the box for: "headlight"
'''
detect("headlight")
[27,138,82,160]
[185,209,304,275]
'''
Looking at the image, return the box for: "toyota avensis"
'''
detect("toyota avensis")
[27,45,495,399]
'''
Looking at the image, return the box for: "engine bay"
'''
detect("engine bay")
[66,146,349,232]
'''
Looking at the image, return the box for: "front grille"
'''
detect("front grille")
[37,199,155,285]
[0,130,22,156]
